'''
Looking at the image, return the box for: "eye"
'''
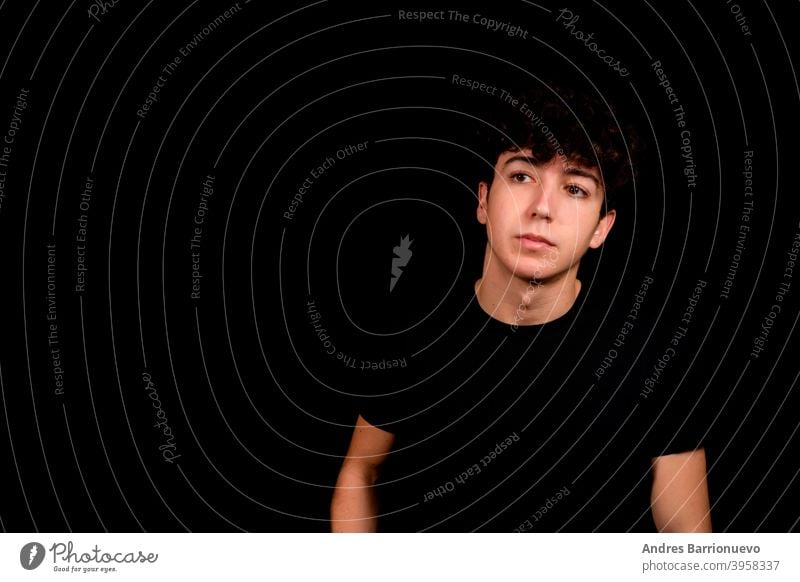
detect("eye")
[566,184,589,198]
[510,172,533,183]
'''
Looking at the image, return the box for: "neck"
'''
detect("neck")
[474,254,582,326]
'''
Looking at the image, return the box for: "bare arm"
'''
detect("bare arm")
[650,447,712,532]
[331,414,395,532]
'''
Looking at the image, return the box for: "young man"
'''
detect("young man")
[331,84,711,532]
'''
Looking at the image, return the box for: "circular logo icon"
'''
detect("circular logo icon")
[20,542,45,570]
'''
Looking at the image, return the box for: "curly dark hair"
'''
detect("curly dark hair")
[478,82,642,214]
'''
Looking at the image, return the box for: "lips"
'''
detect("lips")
[518,233,555,248]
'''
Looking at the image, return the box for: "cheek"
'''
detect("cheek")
[485,194,510,227]
[493,191,527,225]
[573,208,601,237]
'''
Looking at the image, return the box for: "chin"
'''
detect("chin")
[508,265,552,284]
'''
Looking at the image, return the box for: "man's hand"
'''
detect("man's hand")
[650,448,712,532]
[330,415,395,532]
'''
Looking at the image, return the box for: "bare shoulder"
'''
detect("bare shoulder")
[344,415,396,467]
[650,448,712,532]
[651,448,707,472]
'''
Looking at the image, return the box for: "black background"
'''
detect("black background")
[0,0,798,532]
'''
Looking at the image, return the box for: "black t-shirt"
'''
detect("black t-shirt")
[357,281,703,532]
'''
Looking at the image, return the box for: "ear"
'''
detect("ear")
[477,181,489,225]
[588,209,616,249]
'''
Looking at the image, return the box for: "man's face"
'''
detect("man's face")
[476,149,616,284]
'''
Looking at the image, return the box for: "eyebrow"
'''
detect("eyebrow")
[503,155,602,188]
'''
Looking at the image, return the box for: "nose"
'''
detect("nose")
[529,174,553,220]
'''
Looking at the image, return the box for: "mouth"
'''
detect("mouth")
[518,233,555,250]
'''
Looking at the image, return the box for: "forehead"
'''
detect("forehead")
[497,148,592,168]
[497,149,603,184]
